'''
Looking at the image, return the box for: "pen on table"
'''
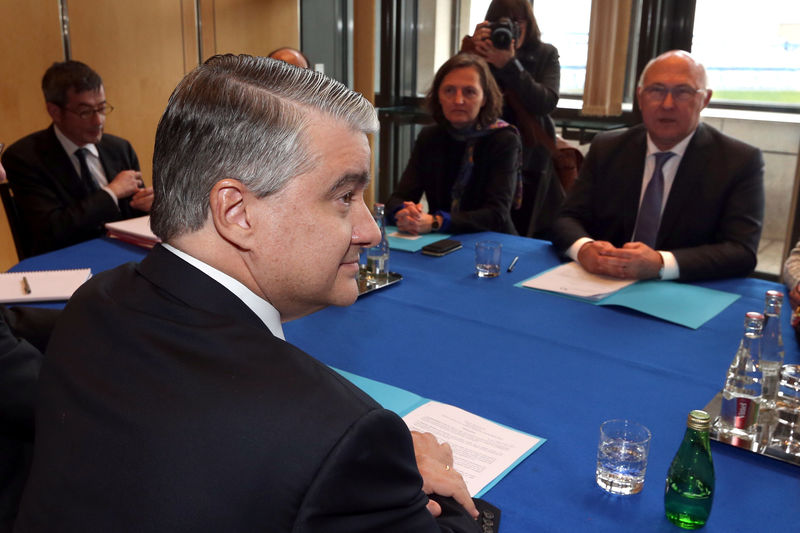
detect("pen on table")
[507,256,519,273]
[22,276,31,295]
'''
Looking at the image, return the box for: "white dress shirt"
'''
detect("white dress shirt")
[53,124,118,205]
[568,129,698,280]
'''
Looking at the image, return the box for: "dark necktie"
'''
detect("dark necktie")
[74,147,98,194]
[633,151,675,247]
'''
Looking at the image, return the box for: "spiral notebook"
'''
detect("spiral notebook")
[0,268,92,303]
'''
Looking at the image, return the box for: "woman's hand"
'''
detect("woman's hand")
[396,202,435,235]
[470,21,515,69]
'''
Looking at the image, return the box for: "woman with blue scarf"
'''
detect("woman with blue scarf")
[385,53,521,235]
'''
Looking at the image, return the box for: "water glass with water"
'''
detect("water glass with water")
[596,419,651,495]
[475,241,502,278]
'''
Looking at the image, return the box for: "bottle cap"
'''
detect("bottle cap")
[743,311,764,334]
[765,290,783,313]
[687,410,711,431]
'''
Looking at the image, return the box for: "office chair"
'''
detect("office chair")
[0,181,31,260]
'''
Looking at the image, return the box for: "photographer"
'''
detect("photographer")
[463,0,560,238]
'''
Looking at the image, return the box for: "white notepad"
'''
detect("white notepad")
[0,269,92,303]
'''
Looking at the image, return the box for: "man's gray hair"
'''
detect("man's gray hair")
[150,54,378,241]
[637,49,708,89]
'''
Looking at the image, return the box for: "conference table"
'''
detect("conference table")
[12,232,800,532]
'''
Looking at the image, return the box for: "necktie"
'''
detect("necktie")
[74,148,98,194]
[633,151,675,247]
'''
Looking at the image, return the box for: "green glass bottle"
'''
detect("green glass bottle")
[664,410,715,529]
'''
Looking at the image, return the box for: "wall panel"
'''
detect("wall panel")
[209,0,299,60]
[68,0,190,189]
[0,0,63,269]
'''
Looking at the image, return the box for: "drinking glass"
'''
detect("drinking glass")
[596,419,651,495]
[475,241,501,278]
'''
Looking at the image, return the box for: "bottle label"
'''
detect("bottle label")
[734,397,756,429]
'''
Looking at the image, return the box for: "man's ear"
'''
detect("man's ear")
[209,179,255,250]
[46,102,62,123]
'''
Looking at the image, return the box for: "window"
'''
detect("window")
[692,0,800,108]
[534,0,592,96]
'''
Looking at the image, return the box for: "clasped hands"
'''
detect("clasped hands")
[108,169,154,212]
[578,240,663,280]
[396,201,436,235]
[412,430,479,520]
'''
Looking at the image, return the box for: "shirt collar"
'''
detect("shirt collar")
[161,243,285,340]
[53,124,99,158]
[645,127,696,158]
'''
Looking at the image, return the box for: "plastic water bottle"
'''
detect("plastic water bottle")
[664,410,715,530]
[715,312,763,446]
[366,203,389,279]
[760,290,785,406]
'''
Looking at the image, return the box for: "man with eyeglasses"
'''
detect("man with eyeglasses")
[1,60,153,256]
[552,50,764,281]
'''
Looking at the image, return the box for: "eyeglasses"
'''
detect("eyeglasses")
[641,85,705,103]
[62,104,114,120]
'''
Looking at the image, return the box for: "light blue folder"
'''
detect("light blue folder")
[333,367,546,497]
[385,225,453,252]
[517,274,740,330]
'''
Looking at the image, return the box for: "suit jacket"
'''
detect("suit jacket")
[385,125,520,235]
[551,123,764,281]
[14,245,481,533]
[2,125,143,256]
[0,306,59,533]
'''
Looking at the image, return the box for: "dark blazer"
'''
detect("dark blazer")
[0,306,59,533]
[2,125,143,256]
[385,125,520,235]
[14,245,481,533]
[551,123,764,281]
[492,42,561,237]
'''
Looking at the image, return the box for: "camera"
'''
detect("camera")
[488,17,520,50]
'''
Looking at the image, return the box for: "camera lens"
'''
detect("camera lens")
[488,18,517,50]
[491,27,513,49]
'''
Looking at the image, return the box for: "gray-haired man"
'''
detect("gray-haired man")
[15,55,484,532]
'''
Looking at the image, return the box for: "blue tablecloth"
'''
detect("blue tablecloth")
[12,234,800,532]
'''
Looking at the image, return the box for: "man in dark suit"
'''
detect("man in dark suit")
[0,305,59,533]
[0,156,62,533]
[2,60,153,256]
[14,55,486,533]
[552,50,764,281]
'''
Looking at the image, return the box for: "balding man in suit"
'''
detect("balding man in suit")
[552,50,764,281]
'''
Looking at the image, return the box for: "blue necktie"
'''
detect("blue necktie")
[75,148,98,194]
[633,151,675,247]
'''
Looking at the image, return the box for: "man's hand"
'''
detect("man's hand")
[789,282,800,310]
[469,22,515,69]
[130,187,154,212]
[107,170,144,199]
[577,240,617,276]
[599,242,663,279]
[578,241,663,279]
[396,202,434,235]
[411,431,478,520]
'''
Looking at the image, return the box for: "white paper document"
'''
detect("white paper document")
[522,261,636,301]
[0,268,92,303]
[403,401,542,497]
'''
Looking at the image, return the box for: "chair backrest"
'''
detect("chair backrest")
[0,181,31,260]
